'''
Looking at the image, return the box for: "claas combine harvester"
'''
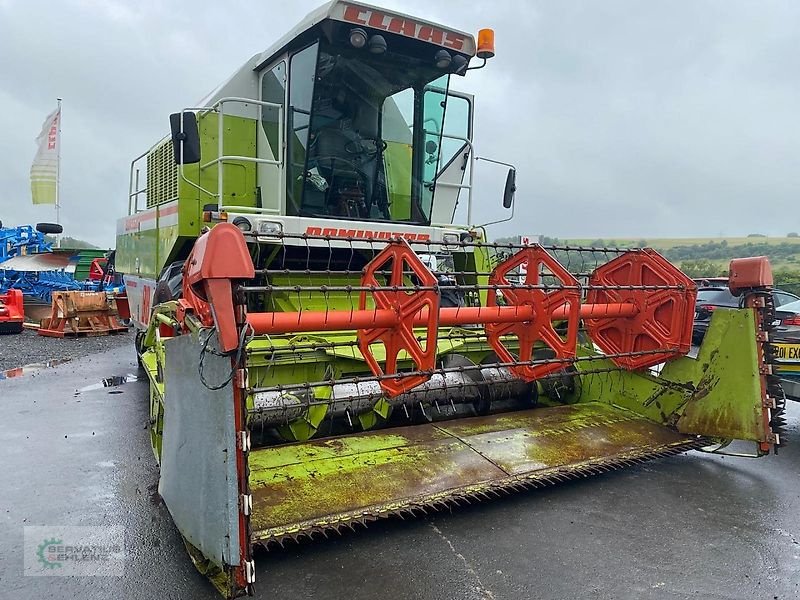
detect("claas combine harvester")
[116,2,787,596]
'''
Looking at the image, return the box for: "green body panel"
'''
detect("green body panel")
[676,309,764,440]
[265,273,375,313]
[573,309,765,442]
[383,141,412,220]
[116,227,158,279]
[180,113,258,211]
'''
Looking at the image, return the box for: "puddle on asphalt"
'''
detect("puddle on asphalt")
[76,374,138,394]
[0,358,72,380]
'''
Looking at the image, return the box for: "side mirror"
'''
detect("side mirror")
[502,168,516,209]
[169,112,201,165]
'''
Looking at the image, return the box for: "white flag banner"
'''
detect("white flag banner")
[30,107,60,205]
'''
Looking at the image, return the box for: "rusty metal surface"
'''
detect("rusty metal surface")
[249,402,701,545]
[38,291,127,338]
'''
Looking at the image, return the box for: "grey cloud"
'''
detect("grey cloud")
[0,0,798,245]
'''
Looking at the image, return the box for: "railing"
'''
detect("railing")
[175,97,284,215]
[128,148,151,215]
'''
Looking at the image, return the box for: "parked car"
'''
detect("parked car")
[772,298,800,401]
[692,282,799,345]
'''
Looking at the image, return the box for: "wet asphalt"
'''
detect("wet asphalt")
[1,345,799,600]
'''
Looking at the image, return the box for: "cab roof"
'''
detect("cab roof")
[254,0,477,70]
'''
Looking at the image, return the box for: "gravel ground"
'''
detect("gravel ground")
[0,328,133,371]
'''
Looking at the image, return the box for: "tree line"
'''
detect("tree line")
[494,235,800,288]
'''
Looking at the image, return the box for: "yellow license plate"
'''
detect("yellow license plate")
[774,343,800,374]
[774,343,800,361]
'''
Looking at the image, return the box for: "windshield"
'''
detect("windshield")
[286,40,451,225]
[696,289,737,305]
[778,299,800,313]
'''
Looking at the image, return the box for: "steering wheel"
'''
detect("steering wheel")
[312,155,365,177]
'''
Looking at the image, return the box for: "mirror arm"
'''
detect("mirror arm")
[475,156,516,169]
[478,198,515,228]
[473,157,518,228]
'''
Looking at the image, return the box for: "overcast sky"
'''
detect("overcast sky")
[1,0,798,247]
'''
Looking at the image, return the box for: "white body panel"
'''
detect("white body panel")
[227,212,467,250]
[123,274,157,328]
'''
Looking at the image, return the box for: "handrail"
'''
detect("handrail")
[175,97,285,213]
[208,97,284,215]
[128,149,149,215]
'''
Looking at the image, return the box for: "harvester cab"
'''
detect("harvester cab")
[170,2,498,243]
[116,2,786,598]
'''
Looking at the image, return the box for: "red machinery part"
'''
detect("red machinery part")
[115,294,131,321]
[246,303,639,334]
[0,289,25,334]
[485,245,581,381]
[244,245,697,390]
[178,224,255,353]
[38,291,128,338]
[729,256,773,296]
[585,249,697,370]
[88,258,108,281]
[358,239,440,396]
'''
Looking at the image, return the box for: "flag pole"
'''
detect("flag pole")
[56,97,62,247]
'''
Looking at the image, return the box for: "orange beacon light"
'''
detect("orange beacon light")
[477,28,495,59]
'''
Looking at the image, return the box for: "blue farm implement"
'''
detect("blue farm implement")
[0,224,53,261]
[0,223,124,305]
[1,269,83,303]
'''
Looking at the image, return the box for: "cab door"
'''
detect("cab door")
[423,88,474,225]
[256,59,287,214]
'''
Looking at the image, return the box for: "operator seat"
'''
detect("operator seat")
[305,88,371,217]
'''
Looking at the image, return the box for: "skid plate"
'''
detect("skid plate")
[249,402,703,544]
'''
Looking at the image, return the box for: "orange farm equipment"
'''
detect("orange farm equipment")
[0,289,24,334]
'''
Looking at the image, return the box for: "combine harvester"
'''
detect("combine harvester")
[116,2,786,596]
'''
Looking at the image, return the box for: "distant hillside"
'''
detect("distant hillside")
[496,235,800,291]
[558,237,800,273]
[45,235,100,249]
